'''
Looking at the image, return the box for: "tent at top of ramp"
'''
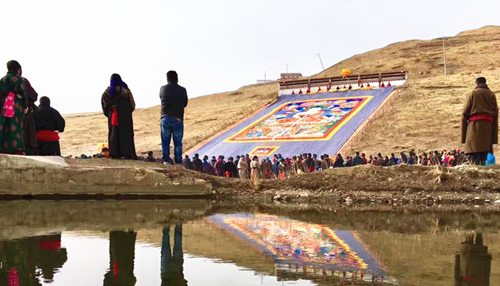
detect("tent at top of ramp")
[190,87,395,159]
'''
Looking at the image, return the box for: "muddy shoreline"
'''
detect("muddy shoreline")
[192,164,500,205]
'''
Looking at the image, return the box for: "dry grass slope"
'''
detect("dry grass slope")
[62,25,500,157]
[316,25,500,156]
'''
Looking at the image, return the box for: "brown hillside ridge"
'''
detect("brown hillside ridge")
[62,25,500,157]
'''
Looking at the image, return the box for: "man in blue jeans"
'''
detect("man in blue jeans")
[160,71,188,164]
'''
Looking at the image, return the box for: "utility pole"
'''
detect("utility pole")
[317,53,325,71]
[443,37,447,77]
[264,71,266,81]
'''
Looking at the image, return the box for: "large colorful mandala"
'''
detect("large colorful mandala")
[208,214,376,272]
[226,97,371,142]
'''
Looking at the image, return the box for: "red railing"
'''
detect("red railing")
[279,71,408,92]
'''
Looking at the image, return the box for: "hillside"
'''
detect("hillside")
[318,25,500,155]
[62,25,500,157]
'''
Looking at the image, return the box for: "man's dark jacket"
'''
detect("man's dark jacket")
[160,82,188,120]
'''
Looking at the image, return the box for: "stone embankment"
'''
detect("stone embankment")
[1,155,500,204]
[0,155,209,197]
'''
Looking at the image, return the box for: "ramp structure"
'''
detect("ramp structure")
[190,72,407,158]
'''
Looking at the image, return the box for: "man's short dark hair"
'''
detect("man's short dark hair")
[40,96,51,107]
[7,60,21,73]
[476,77,487,84]
[167,70,178,82]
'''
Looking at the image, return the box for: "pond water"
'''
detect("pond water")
[0,200,498,286]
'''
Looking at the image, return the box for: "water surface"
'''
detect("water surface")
[0,200,498,286]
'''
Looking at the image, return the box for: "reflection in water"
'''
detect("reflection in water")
[0,234,67,285]
[161,225,187,286]
[103,231,137,286]
[455,233,492,286]
[208,214,393,284]
[0,211,497,286]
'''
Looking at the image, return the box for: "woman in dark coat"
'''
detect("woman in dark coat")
[34,96,66,156]
[101,74,137,160]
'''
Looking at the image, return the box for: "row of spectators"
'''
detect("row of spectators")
[172,149,488,180]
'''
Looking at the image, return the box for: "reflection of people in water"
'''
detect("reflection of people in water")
[161,225,187,286]
[104,231,137,286]
[0,234,67,285]
[455,233,492,286]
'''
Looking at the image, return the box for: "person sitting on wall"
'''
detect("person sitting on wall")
[34,96,65,156]
[145,151,156,162]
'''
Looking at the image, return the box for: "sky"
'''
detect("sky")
[2,0,500,114]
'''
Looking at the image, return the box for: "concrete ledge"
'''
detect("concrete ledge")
[0,157,211,196]
[0,154,68,168]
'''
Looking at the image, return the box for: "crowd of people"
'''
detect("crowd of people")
[0,61,66,156]
[0,60,187,161]
[1,58,498,176]
[173,149,491,180]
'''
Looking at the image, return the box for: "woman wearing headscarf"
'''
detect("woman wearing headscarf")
[101,74,137,160]
[0,61,28,155]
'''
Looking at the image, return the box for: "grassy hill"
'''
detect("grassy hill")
[62,25,500,157]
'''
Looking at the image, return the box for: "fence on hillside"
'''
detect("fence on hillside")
[279,71,408,95]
